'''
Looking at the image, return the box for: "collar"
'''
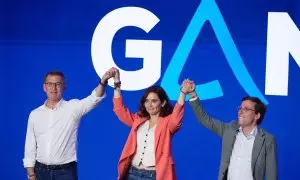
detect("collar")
[239,126,258,139]
[43,98,65,110]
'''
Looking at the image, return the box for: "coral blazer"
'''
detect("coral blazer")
[113,96,184,180]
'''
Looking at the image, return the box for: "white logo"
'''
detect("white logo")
[91,4,300,102]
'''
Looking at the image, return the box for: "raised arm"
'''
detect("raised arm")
[112,67,136,127]
[167,79,193,133]
[74,69,114,117]
[187,82,227,137]
[95,68,114,97]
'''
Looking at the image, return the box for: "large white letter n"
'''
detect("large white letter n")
[91,7,162,90]
[265,12,300,96]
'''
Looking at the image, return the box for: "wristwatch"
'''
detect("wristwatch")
[27,173,36,179]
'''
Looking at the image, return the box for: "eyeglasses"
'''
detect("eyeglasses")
[237,106,255,112]
[45,82,64,87]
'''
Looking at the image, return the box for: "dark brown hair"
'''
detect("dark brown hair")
[138,86,173,118]
[242,96,267,125]
[44,71,65,83]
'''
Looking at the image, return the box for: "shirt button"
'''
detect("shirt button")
[144,146,146,148]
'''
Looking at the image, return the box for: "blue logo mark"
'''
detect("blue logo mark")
[161,0,268,104]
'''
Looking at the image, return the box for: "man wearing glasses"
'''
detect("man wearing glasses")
[23,70,113,180]
[185,80,277,180]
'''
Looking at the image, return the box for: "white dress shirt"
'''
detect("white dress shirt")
[227,127,258,180]
[23,90,105,167]
[132,120,156,168]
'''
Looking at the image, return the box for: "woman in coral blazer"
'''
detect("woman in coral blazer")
[110,68,191,180]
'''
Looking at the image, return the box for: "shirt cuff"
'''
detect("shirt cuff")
[91,89,106,101]
[189,96,198,102]
[23,158,36,168]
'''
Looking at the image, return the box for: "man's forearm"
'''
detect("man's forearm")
[26,167,36,179]
[26,167,35,174]
[189,98,226,137]
[95,81,106,97]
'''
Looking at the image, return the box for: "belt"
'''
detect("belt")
[35,161,77,170]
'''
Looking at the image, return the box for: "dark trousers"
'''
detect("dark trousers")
[124,166,156,180]
[34,161,78,180]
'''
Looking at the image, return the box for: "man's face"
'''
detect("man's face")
[43,75,65,102]
[238,100,260,127]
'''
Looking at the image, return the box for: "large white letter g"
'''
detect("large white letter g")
[91,7,162,90]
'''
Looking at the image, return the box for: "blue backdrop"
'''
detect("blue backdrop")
[1,0,299,179]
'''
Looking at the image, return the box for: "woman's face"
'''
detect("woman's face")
[144,92,164,116]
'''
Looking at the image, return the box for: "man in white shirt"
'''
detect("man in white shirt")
[23,69,113,180]
[186,80,277,180]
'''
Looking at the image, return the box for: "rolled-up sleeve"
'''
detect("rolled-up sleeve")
[90,89,106,102]
[76,89,106,117]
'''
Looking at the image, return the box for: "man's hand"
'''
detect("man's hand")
[28,175,36,180]
[181,79,195,94]
[101,68,114,84]
[26,168,36,180]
